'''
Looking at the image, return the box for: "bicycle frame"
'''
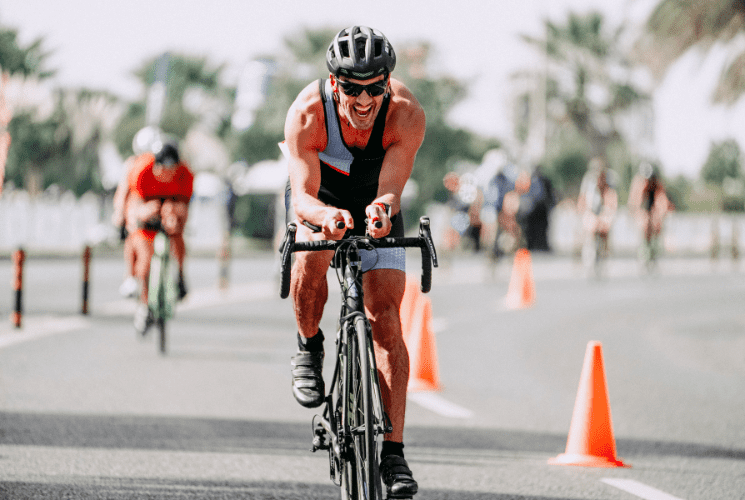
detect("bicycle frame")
[279,216,438,500]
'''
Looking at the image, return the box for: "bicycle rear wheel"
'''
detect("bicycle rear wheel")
[340,316,380,500]
[157,317,166,354]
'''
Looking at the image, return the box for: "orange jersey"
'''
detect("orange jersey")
[128,153,194,203]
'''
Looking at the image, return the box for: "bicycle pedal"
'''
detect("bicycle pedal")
[310,427,329,452]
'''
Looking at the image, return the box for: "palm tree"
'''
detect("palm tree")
[636,0,745,105]
[522,10,649,193]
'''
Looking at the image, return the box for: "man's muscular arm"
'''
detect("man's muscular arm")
[284,82,353,239]
[366,79,426,238]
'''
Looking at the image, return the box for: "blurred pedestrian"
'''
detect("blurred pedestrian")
[522,164,556,252]
[485,159,517,261]
[443,171,483,253]
[576,157,618,275]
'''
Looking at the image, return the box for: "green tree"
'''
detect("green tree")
[700,138,744,211]
[0,20,54,193]
[637,0,745,105]
[114,53,232,158]
[701,139,742,185]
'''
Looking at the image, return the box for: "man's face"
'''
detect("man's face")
[331,74,388,131]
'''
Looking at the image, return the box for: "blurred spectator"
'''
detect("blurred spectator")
[628,161,670,267]
[443,171,483,253]
[484,158,517,261]
[521,164,557,252]
[501,170,532,251]
[577,157,618,273]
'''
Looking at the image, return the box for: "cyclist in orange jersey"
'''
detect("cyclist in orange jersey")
[127,139,194,335]
[112,126,163,298]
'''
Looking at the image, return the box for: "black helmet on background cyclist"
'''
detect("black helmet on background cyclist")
[152,139,180,167]
[326,26,396,80]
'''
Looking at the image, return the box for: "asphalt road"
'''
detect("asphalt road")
[0,250,744,499]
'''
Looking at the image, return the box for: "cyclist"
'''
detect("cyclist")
[283,25,424,498]
[127,138,194,334]
[112,126,163,298]
[628,161,670,266]
[576,157,618,272]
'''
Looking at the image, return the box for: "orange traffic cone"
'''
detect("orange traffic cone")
[400,275,441,392]
[505,248,535,309]
[549,341,629,468]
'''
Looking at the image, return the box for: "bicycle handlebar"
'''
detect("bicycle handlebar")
[279,216,438,298]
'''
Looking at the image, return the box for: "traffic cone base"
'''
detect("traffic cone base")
[505,248,535,309]
[548,453,627,468]
[549,341,629,468]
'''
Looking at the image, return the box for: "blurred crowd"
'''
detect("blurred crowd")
[439,149,671,270]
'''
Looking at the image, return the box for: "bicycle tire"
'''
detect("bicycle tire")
[336,324,357,500]
[349,315,380,500]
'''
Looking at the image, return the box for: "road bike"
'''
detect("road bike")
[143,219,178,355]
[278,216,438,500]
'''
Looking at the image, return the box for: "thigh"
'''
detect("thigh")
[132,231,155,276]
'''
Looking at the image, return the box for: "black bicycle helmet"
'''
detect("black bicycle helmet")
[152,139,179,167]
[326,26,396,79]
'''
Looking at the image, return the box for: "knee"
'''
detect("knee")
[369,303,405,351]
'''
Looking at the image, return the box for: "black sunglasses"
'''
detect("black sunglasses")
[337,77,388,97]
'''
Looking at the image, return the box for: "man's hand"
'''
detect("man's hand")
[162,200,189,235]
[365,203,391,238]
[321,209,353,239]
[137,199,162,224]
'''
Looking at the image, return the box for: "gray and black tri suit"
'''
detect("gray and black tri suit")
[316,78,404,238]
[285,78,405,271]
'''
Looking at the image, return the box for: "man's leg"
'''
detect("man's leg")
[363,268,408,440]
[119,234,139,298]
[169,233,188,299]
[131,231,155,334]
[363,268,418,497]
[289,248,332,408]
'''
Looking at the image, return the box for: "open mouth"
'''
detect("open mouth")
[354,105,372,118]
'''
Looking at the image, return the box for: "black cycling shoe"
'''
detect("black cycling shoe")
[291,350,325,408]
[380,455,418,498]
[177,274,188,301]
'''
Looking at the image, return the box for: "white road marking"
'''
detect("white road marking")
[408,391,473,419]
[0,316,90,349]
[602,478,686,500]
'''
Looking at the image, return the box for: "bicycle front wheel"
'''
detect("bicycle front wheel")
[342,316,381,500]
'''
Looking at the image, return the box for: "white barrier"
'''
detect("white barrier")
[1,192,742,258]
[0,191,227,255]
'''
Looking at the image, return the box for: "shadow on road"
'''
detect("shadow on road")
[1,411,743,462]
[0,477,590,500]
